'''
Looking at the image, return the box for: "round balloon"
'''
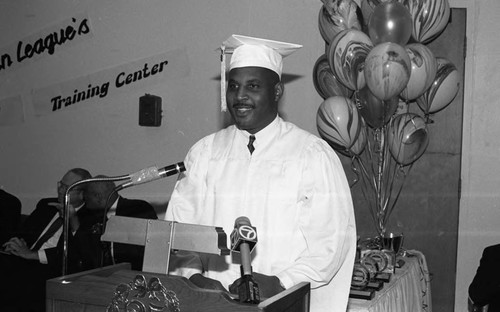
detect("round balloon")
[388,113,429,166]
[364,42,411,101]
[360,0,392,30]
[400,43,437,101]
[368,1,412,45]
[416,57,459,114]
[317,96,362,151]
[349,118,368,156]
[328,29,373,91]
[357,86,398,128]
[318,0,362,44]
[313,54,354,99]
[403,0,451,44]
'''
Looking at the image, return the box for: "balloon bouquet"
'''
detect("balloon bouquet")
[314,0,460,236]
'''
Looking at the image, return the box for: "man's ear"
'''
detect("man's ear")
[274,82,284,102]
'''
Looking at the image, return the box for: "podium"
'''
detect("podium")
[47,216,310,311]
[46,263,310,312]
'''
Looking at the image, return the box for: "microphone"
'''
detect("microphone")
[61,162,185,276]
[230,216,260,303]
[117,162,186,190]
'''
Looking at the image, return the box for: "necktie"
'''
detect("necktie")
[31,216,63,250]
[247,135,256,155]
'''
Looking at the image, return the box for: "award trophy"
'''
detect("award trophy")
[381,232,404,272]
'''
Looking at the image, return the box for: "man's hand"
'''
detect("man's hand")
[189,273,228,292]
[2,237,39,260]
[229,272,285,299]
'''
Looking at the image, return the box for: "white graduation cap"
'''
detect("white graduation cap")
[219,34,302,111]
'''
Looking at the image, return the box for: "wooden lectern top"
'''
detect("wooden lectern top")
[46,263,310,312]
[50,216,309,311]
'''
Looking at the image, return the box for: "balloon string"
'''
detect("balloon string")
[358,141,379,197]
[376,127,386,234]
[383,163,413,226]
[356,156,380,234]
[356,155,377,195]
[382,146,400,228]
[349,156,360,188]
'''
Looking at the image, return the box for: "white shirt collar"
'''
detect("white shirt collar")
[74,202,85,212]
[242,115,280,150]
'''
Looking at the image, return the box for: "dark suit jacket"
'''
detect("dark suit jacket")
[469,244,500,311]
[17,197,89,276]
[0,198,91,311]
[0,189,21,244]
[78,196,158,271]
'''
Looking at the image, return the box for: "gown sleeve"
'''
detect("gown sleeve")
[276,139,357,289]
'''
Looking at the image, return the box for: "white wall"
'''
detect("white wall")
[0,1,498,311]
[0,0,323,216]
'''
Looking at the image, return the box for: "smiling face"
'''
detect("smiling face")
[226,67,283,134]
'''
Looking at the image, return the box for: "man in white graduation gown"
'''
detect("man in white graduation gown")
[166,34,356,312]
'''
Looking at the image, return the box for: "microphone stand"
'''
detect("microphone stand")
[98,186,122,268]
[62,162,185,276]
[62,175,130,276]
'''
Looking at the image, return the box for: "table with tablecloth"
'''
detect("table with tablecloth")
[347,250,432,312]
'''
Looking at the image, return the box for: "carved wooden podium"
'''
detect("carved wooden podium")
[46,216,310,312]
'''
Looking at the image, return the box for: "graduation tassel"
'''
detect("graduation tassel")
[220,45,227,112]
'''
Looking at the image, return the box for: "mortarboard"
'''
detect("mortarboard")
[219,34,302,111]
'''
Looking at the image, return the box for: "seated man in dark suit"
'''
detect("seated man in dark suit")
[0,168,92,312]
[0,188,22,245]
[469,243,500,312]
[80,175,158,271]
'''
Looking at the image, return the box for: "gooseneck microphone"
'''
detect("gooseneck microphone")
[230,216,260,303]
[61,161,185,276]
[116,162,186,191]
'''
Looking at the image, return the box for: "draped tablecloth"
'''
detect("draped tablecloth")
[347,250,431,312]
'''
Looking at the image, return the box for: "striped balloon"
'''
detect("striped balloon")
[401,43,437,101]
[317,96,362,152]
[388,113,429,166]
[327,29,373,91]
[318,0,362,45]
[416,57,459,115]
[401,0,450,44]
[313,54,354,99]
[364,42,411,101]
[349,118,368,156]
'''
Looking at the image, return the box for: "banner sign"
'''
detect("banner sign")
[31,48,190,116]
[0,13,92,75]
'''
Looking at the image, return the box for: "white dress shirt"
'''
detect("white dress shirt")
[166,116,357,312]
[106,197,119,262]
[35,203,84,264]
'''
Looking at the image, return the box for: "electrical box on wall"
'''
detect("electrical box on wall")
[139,94,162,127]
